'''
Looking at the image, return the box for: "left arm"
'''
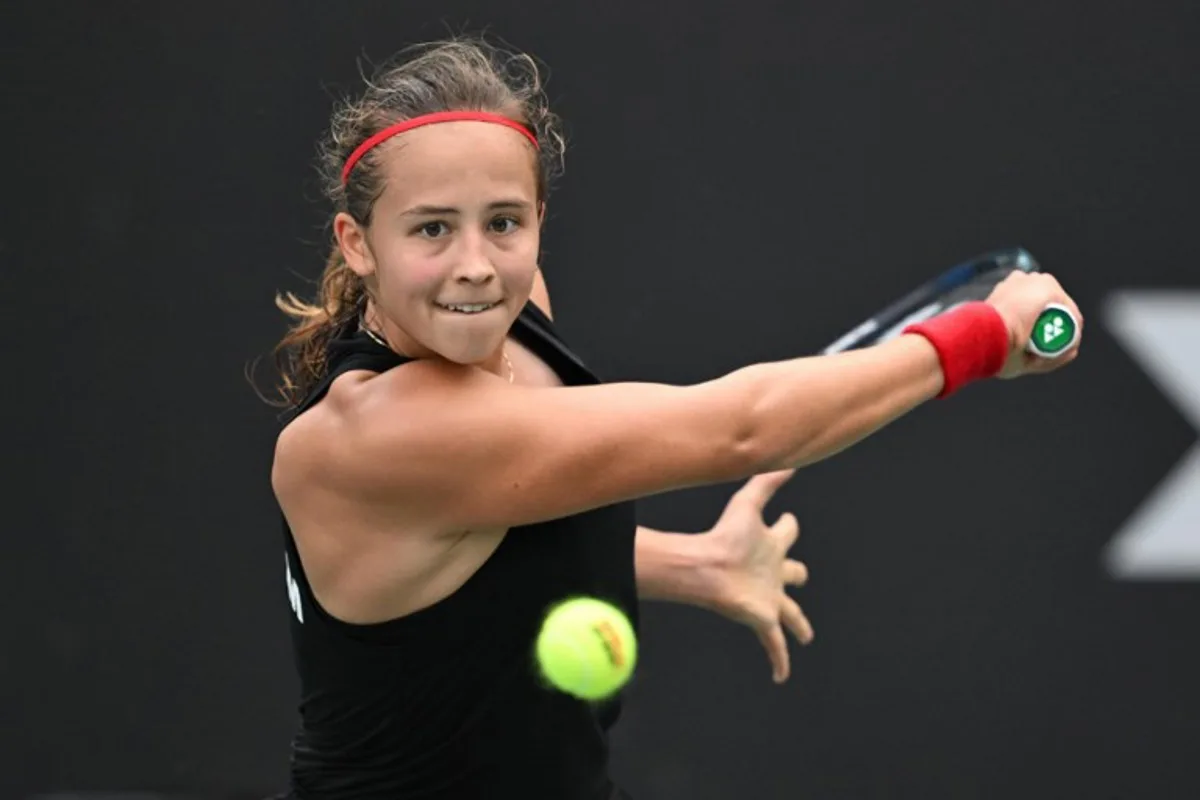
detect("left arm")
[633,503,807,613]
[533,270,812,683]
[633,471,814,685]
[635,526,724,605]
[532,277,727,607]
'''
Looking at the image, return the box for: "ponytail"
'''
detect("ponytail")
[271,245,365,408]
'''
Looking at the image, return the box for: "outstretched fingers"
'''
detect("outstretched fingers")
[781,595,814,645]
[783,558,809,586]
[755,622,790,684]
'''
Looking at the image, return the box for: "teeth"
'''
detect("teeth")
[440,303,495,314]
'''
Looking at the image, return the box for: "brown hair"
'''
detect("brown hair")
[268,37,566,408]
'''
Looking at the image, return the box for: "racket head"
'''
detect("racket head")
[822,247,1040,354]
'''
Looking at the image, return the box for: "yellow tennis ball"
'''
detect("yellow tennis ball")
[536,597,638,701]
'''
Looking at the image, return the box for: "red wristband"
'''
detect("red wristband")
[902,302,1010,398]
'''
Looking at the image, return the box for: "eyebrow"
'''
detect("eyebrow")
[400,199,534,217]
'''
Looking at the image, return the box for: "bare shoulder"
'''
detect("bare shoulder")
[271,371,365,489]
[272,368,400,483]
[271,365,506,623]
[276,268,553,496]
[271,361,480,505]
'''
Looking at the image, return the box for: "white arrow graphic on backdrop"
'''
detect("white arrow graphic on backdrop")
[1103,291,1200,579]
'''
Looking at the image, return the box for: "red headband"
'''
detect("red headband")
[341,111,539,185]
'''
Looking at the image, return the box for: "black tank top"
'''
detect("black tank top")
[277,302,638,799]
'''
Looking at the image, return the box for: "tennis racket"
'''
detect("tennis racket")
[821,247,1079,358]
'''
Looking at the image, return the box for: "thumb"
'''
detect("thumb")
[734,468,797,510]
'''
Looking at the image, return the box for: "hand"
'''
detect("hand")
[699,469,813,684]
[986,271,1084,379]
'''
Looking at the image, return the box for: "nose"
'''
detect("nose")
[455,260,495,285]
[453,230,497,285]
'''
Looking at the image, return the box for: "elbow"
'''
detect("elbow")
[686,365,801,482]
[729,413,803,476]
[725,380,800,476]
[728,427,779,476]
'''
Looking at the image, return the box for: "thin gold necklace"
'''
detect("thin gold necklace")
[359,318,515,384]
[502,349,515,384]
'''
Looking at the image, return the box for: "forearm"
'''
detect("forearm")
[634,526,722,606]
[725,334,944,471]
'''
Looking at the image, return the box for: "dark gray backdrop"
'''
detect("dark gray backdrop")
[4,0,1198,798]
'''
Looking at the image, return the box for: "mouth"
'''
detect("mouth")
[435,301,501,315]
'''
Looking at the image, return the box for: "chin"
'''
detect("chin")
[432,335,506,367]
[426,309,515,362]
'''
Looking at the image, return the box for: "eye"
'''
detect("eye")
[416,221,449,238]
[489,216,520,235]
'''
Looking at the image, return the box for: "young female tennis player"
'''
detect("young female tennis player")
[268,37,1082,800]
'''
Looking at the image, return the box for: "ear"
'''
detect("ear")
[537,202,547,228]
[334,212,375,278]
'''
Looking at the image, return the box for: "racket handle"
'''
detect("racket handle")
[1025,303,1079,358]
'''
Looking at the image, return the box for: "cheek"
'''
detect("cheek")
[405,258,447,291]
[378,249,445,297]
[499,235,540,286]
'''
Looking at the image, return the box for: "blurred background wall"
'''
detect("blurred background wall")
[3,1,1198,797]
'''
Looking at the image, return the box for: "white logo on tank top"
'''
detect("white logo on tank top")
[285,553,304,623]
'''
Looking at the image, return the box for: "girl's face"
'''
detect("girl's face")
[337,120,541,368]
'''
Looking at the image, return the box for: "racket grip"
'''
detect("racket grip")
[1025,303,1079,358]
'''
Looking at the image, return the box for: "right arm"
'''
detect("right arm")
[297,333,943,531]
